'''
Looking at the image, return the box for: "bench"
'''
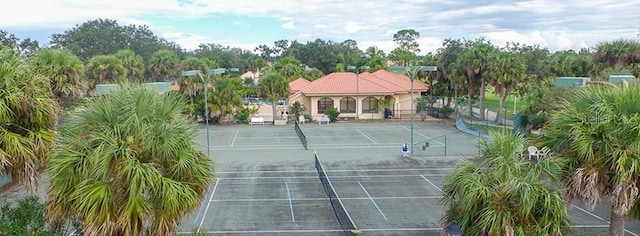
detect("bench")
[317,116,330,125]
[250,117,264,125]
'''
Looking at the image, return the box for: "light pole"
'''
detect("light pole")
[388,66,437,155]
[180,68,239,158]
[181,70,212,157]
[346,65,369,120]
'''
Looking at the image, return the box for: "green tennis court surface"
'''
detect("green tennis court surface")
[178,123,640,235]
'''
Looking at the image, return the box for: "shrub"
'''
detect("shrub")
[234,106,259,123]
[324,107,340,122]
[440,105,454,118]
[290,101,304,118]
[0,196,60,235]
[528,111,547,129]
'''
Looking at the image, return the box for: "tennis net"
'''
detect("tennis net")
[295,121,308,150]
[315,153,356,235]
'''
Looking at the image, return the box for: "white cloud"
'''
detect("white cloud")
[484,30,548,48]
[2,0,640,53]
[281,21,295,29]
[344,21,368,34]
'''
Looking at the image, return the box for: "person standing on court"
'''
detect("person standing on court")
[402,143,409,157]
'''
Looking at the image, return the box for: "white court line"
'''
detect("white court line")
[210,196,443,202]
[573,204,639,236]
[197,178,219,233]
[219,174,447,180]
[403,127,446,145]
[360,227,444,232]
[285,182,295,222]
[316,129,329,143]
[569,225,610,228]
[176,229,346,234]
[358,181,388,220]
[192,187,213,224]
[207,143,461,151]
[356,129,378,144]
[420,175,443,192]
[275,128,280,144]
[306,135,367,138]
[216,167,456,174]
[230,131,239,146]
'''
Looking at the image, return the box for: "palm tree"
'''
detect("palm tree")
[0,47,58,192]
[258,72,289,124]
[177,57,211,119]
[211,77,244,123]
[86,55,126,86]
[46,85,215,236]
[594,39,640,67]
[486,51,526,123]
[442,131,570,235]
[115,49,145,82]
[29,48,88,104]
[456,41,496,121]
[541,84,640,235]
[149,49,179,82]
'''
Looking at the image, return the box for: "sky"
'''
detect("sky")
[2,0,639,55]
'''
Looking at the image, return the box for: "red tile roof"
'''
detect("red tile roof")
[372,70,429,91]
[296,70,429,95]
[289,78,311,93]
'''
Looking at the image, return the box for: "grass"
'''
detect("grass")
[467,123,512,134]
[482,92,527,120]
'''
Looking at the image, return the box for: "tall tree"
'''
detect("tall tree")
[486,51,526,123]
[258,72,289,124]
[443,131,569,235]
[50,19,181,63]
[304,68,325,81]
[176,57,214,119]
[334,39,365,67]
[0,30,19,49]
[593,39,640,67]
[367,55,386,72]
[273,39,289,59]
[210,77,244,123]
[85,55,127,85]
[436,38,465,106]
[115,49,145,82]
[284,39,338,74]
[453,39,497,120]
[149,49,179,82]
[364,46,385,58]
[542,85,640,236]
[0,47,58,192]
[393,29,421,53]
[254,44,275,63]
[46,85,214,236]
[246,55,268,72]
[268,56,304,81]
[29,48,88,104]
[0,30,40,58]
[193,43,246,71]
[388,48,416,67]
[505,42,551,108]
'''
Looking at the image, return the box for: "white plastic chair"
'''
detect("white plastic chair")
[538,147,550,159]
[527,146,539,160]
[298,115,305,124]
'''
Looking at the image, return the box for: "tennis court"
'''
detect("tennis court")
[177,122,640,235]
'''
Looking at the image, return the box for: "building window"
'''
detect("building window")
[317,97,334,114]
[362,97,378,113]
[340,97,356,113]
